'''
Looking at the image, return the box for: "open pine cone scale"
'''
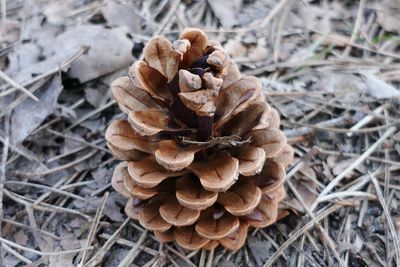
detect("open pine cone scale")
[106,28,293,251]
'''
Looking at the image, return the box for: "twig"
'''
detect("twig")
[259,0,290,28]
[3,189,91,220]
[153,0,181,36]
[15,150,97,179]
[0,70,38,101]
[2,218,60,240]
[357,184,372,227]
[286,178,345,266]
[0,136,8,260]
[98,233,158,256]
[78,192,109,267]
[199,249,206,267]
[317,147,400,167]
[117,230,148,267]
[0,47,88,95]
[369,172,400,265]
[33,172,81,206]
[317,191,376,203]
[272,0,291,62]
[2,243,33,264]
[5,181,86,201]
[311,30,400,60]
[0,237,94,256]
[283,114,355,138]
[46,139,104,163]
[342,0,365,56]
[0,129,46,166]
[64,100,116,131]
[206,249,214,267]
[164,244,197,267]
[86,218,131,267]
[263,205,341,266]
[46,129,110,154]
[286,118,400,134]
[347,104,386,137]
[0,78,48,119]
[311,126,397,211]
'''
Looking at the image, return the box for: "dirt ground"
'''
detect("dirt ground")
[1,0,400,266]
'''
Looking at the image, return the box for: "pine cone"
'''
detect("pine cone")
[106,28,293,251]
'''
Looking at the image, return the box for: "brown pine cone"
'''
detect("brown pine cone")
[106,28,293,251]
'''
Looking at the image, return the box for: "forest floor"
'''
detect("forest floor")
[1,0,400,266]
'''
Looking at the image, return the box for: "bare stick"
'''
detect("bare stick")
[259,0,290,28]
[347,104,386,137]
[0,70,39,101]
[2,243,32,264]
[2,218,60,240]
[0,237,94,256]
[117,230,148,267]
[0,136,8,261]
[86,218,131,267]
[283,114,354,138]
[194,249,205,267]
[311,126,396,211]
[205,249,214,267]
[263,205,342,266]
[317,191,376,203]
[369,172,400,265]
[64,100,116,131]
[97,233,158,256]
[46,129,109,154]
[286,178,345,266]
[3,189,91,220]
[317,147,400,167]
[0,47,87,96]
[5,181,86,201]
[342,0,365,56]
[78,192,109,266]
[16,150,97,179]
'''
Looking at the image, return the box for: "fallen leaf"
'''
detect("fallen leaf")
[44,25,133,82]
[91,167,112,188]
[298,4,335,33]
[10,74,63,143]
[285,164,317,213]
[49,254,75,267]
[321,73,365,103]
[208,0,242,28]
[376,0,400,33]
[0,20,21,45]
[247,234,272,266]
[102,0,141,33]
[13,230,28,246]
[49,238,76,267]
[327,155,366,177]
[84,87,109,108]
[224,38,247,58]
[359,72,400,99]
[44,1,75,26]
[6,43,40,75]
[3,255,20,267]
[395,216,400,238]
[73,192,125,222]
[104,248,130,266]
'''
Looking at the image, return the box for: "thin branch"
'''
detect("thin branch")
[0,70,39,101]
[311,126,397,211]
[369,172,400,265]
